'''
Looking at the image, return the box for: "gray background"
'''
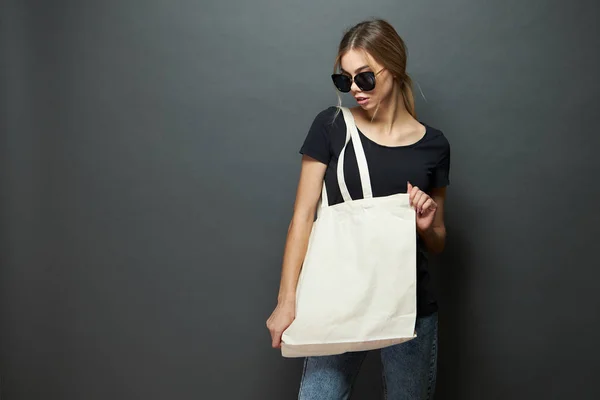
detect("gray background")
[2,0,599,399]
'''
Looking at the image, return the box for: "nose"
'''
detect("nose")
[350,80,361,93]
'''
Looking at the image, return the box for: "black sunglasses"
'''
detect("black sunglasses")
[331,68,385,93]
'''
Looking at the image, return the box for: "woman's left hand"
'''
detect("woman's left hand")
[408,182,438,233]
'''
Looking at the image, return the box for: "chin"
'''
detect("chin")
[359,101,377,110]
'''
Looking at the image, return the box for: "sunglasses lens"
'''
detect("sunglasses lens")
[331,74,351,92]
[355,72,376,91]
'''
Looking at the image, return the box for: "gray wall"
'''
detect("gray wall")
[2,0,599,399]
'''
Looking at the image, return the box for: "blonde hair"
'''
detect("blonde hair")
[332,18,416,121]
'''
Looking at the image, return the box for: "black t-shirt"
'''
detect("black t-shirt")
[299,106,451,317]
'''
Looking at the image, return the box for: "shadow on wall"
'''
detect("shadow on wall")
[431,191,477,400]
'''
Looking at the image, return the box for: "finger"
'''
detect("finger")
[416,194,430,213]
[271,332,282,348]
[429,198,438,210]
[413,191,424,211]
[409,185,420,205]
[420,198,434,214]
[411,186,421,198]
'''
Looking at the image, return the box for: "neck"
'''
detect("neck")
[365,84,412,134]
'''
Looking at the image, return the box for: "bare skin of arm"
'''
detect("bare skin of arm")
[266,155,327,348]
[409,184,447,254]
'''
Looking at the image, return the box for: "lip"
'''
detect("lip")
[355,97,369,105]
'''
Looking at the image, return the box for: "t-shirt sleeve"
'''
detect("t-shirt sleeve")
[299,108,334,165]
[431,135,451,188]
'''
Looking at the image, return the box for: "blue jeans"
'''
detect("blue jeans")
[298,312,438,400]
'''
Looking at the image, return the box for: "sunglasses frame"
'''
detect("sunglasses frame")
[331,68,385,93]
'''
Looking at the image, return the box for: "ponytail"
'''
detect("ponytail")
[400,74,417,119]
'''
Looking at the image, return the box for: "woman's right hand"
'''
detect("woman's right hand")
[266,156,325,350]
[266,301,296,348]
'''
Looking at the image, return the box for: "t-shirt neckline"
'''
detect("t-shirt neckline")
[355,124,428,149]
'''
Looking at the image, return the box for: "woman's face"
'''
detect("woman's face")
[339,49,395,110]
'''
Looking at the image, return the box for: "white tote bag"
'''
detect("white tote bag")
[281,107,417,358]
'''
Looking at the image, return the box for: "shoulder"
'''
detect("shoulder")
[419,123,450,153]
[300,107,347,163]
[311,106,342,127]
[307,106,347,136]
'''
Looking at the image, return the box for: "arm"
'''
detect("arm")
[417,186,447,254]
[277,155,327,303]
[267,155,327,347]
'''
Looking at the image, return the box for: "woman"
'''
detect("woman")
[266,18,450,400]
